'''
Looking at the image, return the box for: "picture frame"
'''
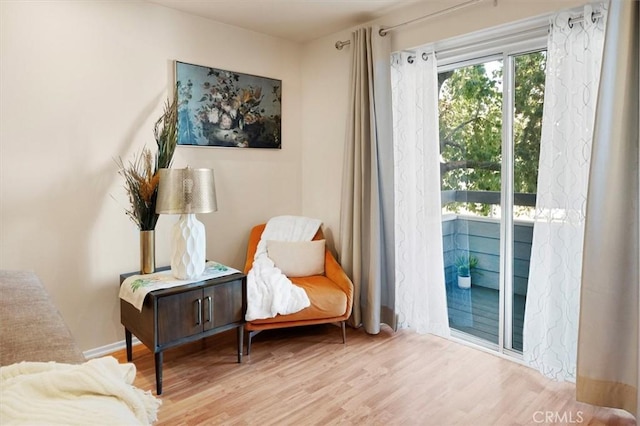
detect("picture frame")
[175,61,282,149]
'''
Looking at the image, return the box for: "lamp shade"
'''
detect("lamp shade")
[156,167,217,214]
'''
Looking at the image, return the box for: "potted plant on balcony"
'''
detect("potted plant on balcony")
[455,254,479,289]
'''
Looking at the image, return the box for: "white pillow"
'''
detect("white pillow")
[266,239,325,277]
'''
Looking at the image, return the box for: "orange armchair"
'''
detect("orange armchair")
[243,223,354,354]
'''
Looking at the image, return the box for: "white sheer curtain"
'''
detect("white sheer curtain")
[390,50,450,337]
[523,4,607,381]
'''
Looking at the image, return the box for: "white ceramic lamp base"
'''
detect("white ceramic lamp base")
[170,213,206,280]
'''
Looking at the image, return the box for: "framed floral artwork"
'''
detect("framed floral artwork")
[175,61,282,148]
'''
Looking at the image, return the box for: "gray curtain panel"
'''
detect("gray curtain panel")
[577,0,639,417]
[339,26,396,334]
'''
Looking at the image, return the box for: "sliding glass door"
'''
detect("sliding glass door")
[440,57,503,347]
[439,47,545,354]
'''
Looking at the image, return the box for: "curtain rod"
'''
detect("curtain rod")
[568,10,603,28]
[397,7,604,64]
[335,0,488,50]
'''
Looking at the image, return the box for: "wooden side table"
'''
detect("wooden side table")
[120,269,246,395]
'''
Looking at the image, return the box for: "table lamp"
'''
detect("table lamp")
[156,166,217,279]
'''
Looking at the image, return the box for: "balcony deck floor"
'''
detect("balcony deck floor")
[446,283,526,352]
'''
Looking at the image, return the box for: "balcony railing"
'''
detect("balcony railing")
[441,189,536,296]
[441,190,537,207]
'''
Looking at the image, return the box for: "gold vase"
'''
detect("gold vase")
[140,230,155,274]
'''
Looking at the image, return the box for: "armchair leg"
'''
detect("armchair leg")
[341,321,346,344]
[246,330,261,355]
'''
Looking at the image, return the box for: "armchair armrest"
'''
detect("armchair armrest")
[324,250,354,319]
[244,224,266,274]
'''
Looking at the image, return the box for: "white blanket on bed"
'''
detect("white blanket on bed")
[245,215,321,321]
[0,356,161,425]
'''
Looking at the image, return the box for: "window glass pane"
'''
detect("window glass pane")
[513,51,545,218]
[440,60,503,218]
[512,51,546,352]
[440,59,502,346]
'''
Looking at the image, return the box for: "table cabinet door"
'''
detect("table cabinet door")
[157,288,203,344]
[203,279,243,331]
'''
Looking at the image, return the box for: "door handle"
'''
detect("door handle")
[195,298,202,326]
[205,296,212,323]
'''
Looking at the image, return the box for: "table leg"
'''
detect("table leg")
[154,351,163,395]
[237,325,244,363]
[125,329,133,362]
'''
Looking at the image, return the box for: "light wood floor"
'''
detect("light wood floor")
[111,325,635,426]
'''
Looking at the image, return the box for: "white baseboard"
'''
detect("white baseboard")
[83,337,142,359]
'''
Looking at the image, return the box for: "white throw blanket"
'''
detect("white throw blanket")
[0,356,161,425]
[245,215,321,321]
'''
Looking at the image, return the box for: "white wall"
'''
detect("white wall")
[300,33,352,251]
[0,0,302,351]
[299,0,584,249]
